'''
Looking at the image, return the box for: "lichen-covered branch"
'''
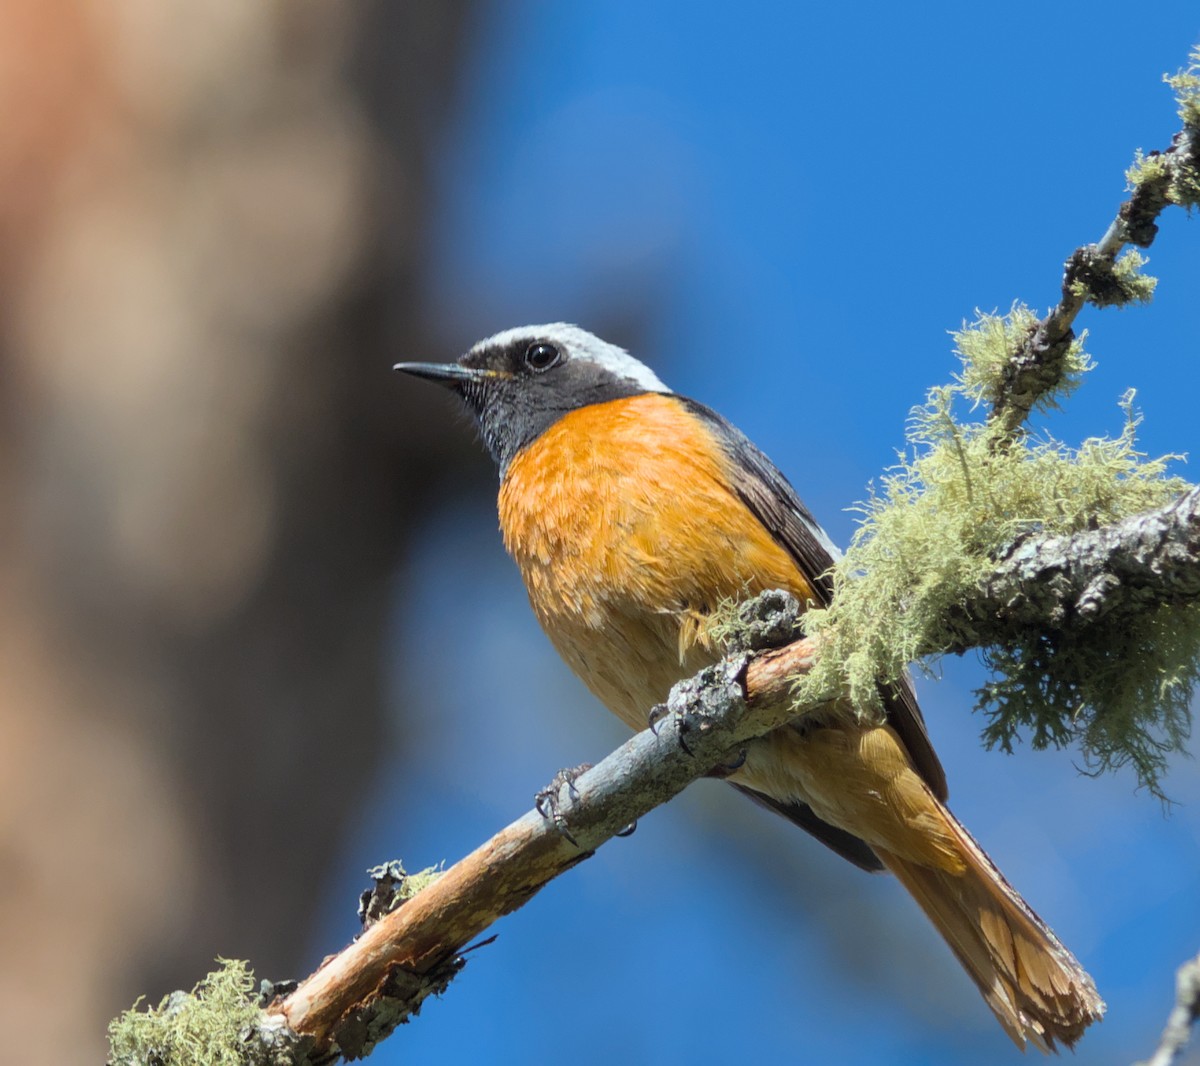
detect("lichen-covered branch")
[929,488,1200,788]
[1136,952,1200,1066]
[797,388,1199,794]
[989,51,1200,437]
[942,485,1200,649]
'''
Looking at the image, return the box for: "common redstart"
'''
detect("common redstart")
[396,323,1104,1049]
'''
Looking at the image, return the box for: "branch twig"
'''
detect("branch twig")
[990,126,1198,436]
[1136,952,1200,1066]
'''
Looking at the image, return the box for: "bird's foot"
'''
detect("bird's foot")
[534,763,593,847]
[648,699,706,757]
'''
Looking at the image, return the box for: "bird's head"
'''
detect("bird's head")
[395,323,670,471]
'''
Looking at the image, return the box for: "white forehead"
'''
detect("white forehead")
[472,323,670,393]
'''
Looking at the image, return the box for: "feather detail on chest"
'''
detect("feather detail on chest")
[497,393,814,725]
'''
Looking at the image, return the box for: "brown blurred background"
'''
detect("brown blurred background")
[0,5,476,1061]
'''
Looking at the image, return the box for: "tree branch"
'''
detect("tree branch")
[1136,952,1200,1066]
[941,485,1200,651]
[990,125,1198,437]
[257,635,821,1060]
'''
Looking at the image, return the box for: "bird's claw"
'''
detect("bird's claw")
[677,716,696,757]
[649,702,700,758]
[705,748,748,778]
[534,763,593,847]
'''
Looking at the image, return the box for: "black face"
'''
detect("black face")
[404,333,651,473]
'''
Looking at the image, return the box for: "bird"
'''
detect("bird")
[395,323,1105,1050]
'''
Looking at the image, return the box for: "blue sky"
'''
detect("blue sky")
[326,5,1199,1063]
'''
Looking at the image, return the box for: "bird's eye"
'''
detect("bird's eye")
[523,342,562,371]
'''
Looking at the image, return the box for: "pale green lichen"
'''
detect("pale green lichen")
[704,588,801,653]
[108,958,270,1066]
[1126,147,1171,191]
[791,305,1196,796]
[1107,249,1158,306]
[360,859,445,929]
[1069,250,1159,309]
[1124,48,1200,212]
[1165,45,1200,129]
[979,597,1200,795]
[400,865,444,898]
[108,863,453,1065]
[952,304,1091,409]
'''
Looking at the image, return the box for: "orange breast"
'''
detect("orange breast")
[498,393,816,729]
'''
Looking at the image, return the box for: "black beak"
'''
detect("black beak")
[392,362,486,389]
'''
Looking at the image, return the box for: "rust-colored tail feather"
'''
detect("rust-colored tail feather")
[875,812,1105,1051]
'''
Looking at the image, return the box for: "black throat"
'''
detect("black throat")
[462,360,654,474]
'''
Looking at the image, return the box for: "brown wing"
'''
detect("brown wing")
[680,397,948,801]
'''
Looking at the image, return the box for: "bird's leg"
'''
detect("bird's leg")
[646,702,669,734]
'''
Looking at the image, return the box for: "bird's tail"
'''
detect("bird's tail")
[873,811,1105,1051]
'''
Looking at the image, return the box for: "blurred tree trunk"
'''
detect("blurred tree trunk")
[0,3,474,1062]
